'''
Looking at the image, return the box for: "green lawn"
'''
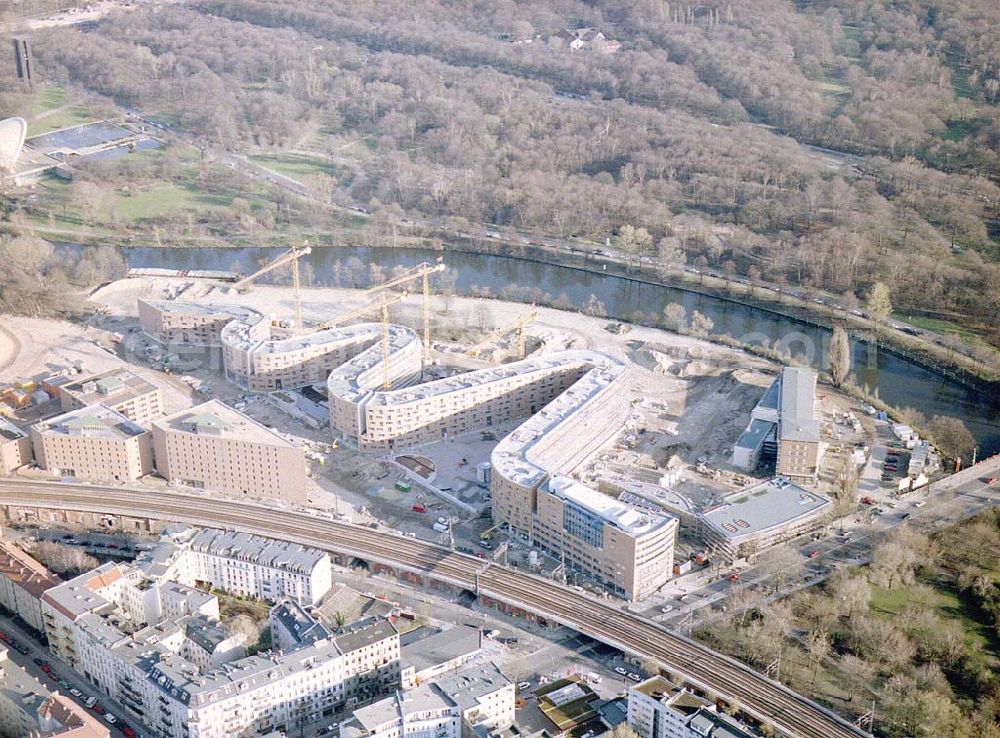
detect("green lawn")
[941,118,977,142]
[27,105,97,136]
[250,152,336,181]
[870,581,1000,676]
[891,310,990,346]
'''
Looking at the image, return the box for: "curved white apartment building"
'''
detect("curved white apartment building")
[141,299,676,600]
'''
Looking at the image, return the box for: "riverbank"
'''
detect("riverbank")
[47,225,996,389]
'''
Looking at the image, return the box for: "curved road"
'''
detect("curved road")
[0,320,21,375]
[0,480,869,738]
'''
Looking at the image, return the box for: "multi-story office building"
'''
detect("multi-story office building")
[30,404,153,482]
[341,662,513,738]
[0,416,32,474]
[0,540,60,633]
[41,529,395,738]
[59,369,164,425]
[532,477,677,601]
[627,676,759,738]
[151,400,307,504]
[699,477,831,560]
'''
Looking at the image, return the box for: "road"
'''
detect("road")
[0,611,151,737]
[0,480,869,738]
[0,320,21,375]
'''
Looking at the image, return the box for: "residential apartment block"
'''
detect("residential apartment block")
[341,662,514,738]
[151,400,307,504]
[31,404,153,482]
[0,416,32,474]
[141,526,333,606]
[138,299,264,348]
[0,540,60,633]
[59,369,164,425]
[41,528,391,738]
[627,676,760,738]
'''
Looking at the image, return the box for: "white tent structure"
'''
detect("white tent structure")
[0,117,27,172]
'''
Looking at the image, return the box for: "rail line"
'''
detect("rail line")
[0,480,870,738]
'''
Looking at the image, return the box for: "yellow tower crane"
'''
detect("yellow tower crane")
[465,309,538,360]
[307,291,408,389]
[366,260,446,366]
[233,244,312,329]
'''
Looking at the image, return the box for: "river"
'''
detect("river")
[68,243,1000,456]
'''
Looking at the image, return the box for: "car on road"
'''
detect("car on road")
[478,541,492,549]
[627,673,642,682]
[69,688,83,698]
[32,657,44,667]
[678,593,689,601]
[728,574,741,582]
[40,663,52,673]
[985,476,998,485]
[614,667,627,676]
[660,605,674,614]
[517,681,532,691]
[59,680,71,690]
[807,551,820,559]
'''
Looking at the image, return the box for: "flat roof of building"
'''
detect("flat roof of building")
[546,476,675,537]
[434,662,511,713]
[490,351,627,489]
[60,369,159,409]
[0,416,27,442]
[33,404,147,441]
[701,477,830,542]
[401,624,481,674]
[325,325,420,403]
[140,299,263,322]
[334,616,397,653]
[778,367,819,443]
[41,562,125,621]
[152,400,297,448]
[351,682,455,735]
[188,528,328,576]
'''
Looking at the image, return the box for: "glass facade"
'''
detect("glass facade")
[563,501,604,549]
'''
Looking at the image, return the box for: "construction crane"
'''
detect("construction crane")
[465,309,538,360]
[309,291,407,333]
[233,244,312,329]
[306,291,408,390]
[366,261,446,366]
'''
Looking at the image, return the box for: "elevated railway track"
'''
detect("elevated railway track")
[0,479,870,738]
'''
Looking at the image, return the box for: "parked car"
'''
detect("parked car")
[627,673,642,682]
[69,688,82,698]
[614,667,627,676]
[517,681,532,691]
[103,714,117,725]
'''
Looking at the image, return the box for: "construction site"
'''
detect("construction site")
[0,249,874,597]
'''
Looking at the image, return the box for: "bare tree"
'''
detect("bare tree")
[866,282,892,337]
[689,310,714,337]
[828,325,851,387]
[926,415,976,464]
[662,303,687,332]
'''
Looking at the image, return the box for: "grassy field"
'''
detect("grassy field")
[26,86,100,136]
[250,152,336,181]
